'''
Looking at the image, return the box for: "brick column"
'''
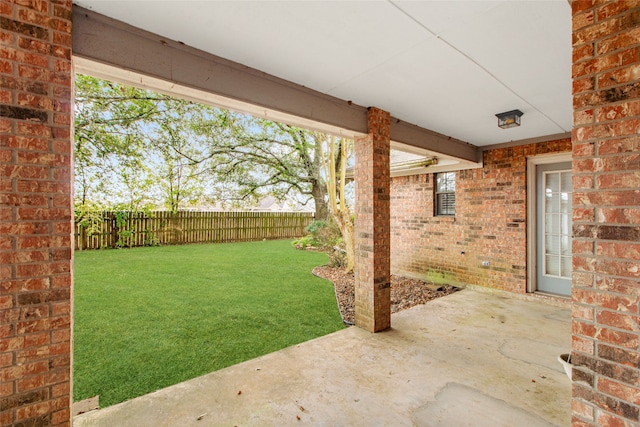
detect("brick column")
[354,107,391,332]
[0,1,73,426]
[571,2,640,426]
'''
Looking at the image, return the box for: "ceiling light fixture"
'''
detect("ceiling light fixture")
[496,109,523,129]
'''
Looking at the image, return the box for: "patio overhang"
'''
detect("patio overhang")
[72,7,481,165]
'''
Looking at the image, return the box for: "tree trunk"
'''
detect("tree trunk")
[312,181,329,220]
[323,136,355,272]
[333,211,354,272]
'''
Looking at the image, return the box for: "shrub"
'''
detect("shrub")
[293,219,347,267]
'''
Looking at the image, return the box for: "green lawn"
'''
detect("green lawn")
[73,240,344,407]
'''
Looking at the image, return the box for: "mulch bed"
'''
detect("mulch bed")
[313,266,459,325]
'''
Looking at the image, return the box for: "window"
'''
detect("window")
[435,172,456,216]
[543,170,572,279]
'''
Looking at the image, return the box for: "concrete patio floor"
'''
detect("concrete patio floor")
[73,288,572,426]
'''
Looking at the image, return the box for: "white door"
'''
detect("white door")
[536,162,572,296]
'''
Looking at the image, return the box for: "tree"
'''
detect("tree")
[74,75,361,268]
[324,136,355,272]
[151,103,225,212]
[198,118,329,219]
[74,75,155,208]
[74,74,334,219]
[74,74,224,211]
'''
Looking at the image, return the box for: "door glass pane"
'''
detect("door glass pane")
[561,171,572,192]
[546,193,560,213]
[546,214,560,234]
[546,172,560,193]
[546,235,560,255]
[561,256,572,278]
[561,196,571,213]
[561,235,571,255]
[561,213,571,234]
[546,255,560,276]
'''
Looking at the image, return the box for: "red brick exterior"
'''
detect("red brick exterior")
[0,1,73,426]
[0,0,636,424]
[354,107,391,332]
[391,138,572,293]
[571,1,640,426]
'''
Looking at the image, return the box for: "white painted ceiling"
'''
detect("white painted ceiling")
[73,0,572,148]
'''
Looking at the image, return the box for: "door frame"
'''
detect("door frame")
[526,152,572,294]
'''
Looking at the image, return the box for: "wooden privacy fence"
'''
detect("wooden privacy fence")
[74,211,314,250]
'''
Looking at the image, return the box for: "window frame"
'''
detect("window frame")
[434,172,456,216]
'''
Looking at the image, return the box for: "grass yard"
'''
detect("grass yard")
[73,239,345,407]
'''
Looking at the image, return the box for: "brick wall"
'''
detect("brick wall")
[391,138,571,293]
[0,1,73,426]
[571,1,640,426]
[354,107,391,332]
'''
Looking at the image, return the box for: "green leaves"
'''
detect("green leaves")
[74,74,225,211]
[74,74,348,219]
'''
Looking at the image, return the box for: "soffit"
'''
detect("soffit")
[73,0,572,148]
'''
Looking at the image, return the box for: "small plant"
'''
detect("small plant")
[75,201,158,249]
[75,201,106,237]
[305,220,328,235]
[292,234,317,249]
[293,220,329,250]
[111,205,157,248]
[293,219,347,267]
[293,220,330,248]
[115,229,133,248]
[327,246,347,268]
[112,210,132,248]
[143,229,160,247]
